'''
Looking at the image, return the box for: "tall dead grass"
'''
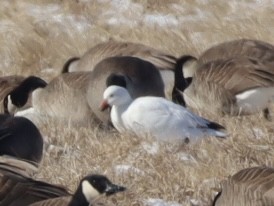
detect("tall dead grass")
[1,0,274,205]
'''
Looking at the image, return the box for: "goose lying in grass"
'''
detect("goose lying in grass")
[213,166,274,206]
[100,85,227,143]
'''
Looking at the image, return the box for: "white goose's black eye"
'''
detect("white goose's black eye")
[110,94,114,98]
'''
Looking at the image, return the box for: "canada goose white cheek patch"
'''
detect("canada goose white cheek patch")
[81,180,100,202]
[236,87,274,113]
[7,95,16,113]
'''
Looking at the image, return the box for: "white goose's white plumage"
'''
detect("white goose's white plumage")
[101,86,227,143]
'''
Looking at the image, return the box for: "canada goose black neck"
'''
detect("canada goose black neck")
[6,76,47,110]
[0,114,43,163]
[106,73,127,88]
[62,57,80,73]
[172,55,197,106]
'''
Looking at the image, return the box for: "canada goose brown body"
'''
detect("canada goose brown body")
[66,40,176,73]
[26,72,96,125]
[86,56,165,124]
[63,40,176,98]
[213,166,274,206]
[199,39,274,65]
[182,57,274,116]
[0,156,69,206]
[0,75,25,113]
[0,114,43,163]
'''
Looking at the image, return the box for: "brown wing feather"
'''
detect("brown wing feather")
[196,57,274,95]
[29,196,71,206]
[0,157,70,206]
[199,39,274,65]
[214,167,274,206]
[76,40,176,72]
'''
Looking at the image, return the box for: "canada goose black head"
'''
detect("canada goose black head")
[4,76,47,114]
[172,55,197,106]
[69,174,126,206]
[0,114,43,163]
[106,73,127,88]
[62,57,80,73]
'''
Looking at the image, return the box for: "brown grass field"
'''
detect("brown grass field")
[1,0,274,205]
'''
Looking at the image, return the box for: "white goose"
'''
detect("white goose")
[100,86,227,143]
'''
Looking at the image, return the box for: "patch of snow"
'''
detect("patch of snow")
[251,128,265,139]
[142,142,159,155]
[144,198,182,206]
[20,3,92,33]
[177,152,198,164]
[143,14,179,27]
[115,164,144,175]
[190,198,201,206]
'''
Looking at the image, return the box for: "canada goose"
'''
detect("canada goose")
[87,56,165,124]
[13,57,165,126]
[0,114,43,163]
[29,174,126,206]
[4,76,47,114]
[174,39,274,95]
[0,155,70,206]
[0,75,25,113]
[13,72,96,125]
[198,39,274,65]
[0,155,126,206]
[213,166,274,206]
[100,85,227,143]
[174,56,274,119]
[62,40,177,98]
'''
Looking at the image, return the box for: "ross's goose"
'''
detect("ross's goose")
[100,86,227,143]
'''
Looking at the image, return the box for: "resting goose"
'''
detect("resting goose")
[0,114,43,163]
[62,40,177,98]
[0,155,68,206]
[0,155,125,206]
[12,56,165,126]
[100,85,227,143]
[4,76,47,114]
[213,166,274,206]
[87,56,165,124]
[29,174,126,206]
[198,38,274,65]
[173,55,274,119]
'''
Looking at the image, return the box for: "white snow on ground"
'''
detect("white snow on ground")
[144,198,182,206]
[177,152,198,165]
[115,164,145,175]
[251,128,265,140]
[18,2,92,33]
[143,14,179,27]
[141,142,159,155]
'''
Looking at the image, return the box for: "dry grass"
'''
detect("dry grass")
[1,0,274,205]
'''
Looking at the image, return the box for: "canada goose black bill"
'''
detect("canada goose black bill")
[213,166,274,206]
[4,76,47,114]
[29,174,126,206]
[0,114,43,163]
